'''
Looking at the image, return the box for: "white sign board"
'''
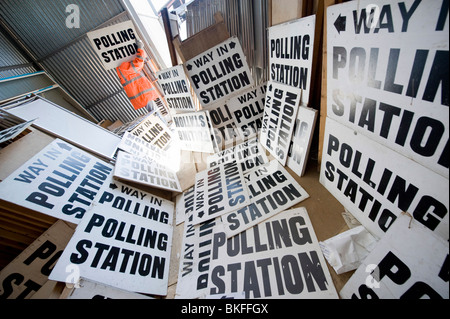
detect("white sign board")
[68,279,153,299]
[269,15,316,106]
[87,20,140,70]
[327,0,449,178]
[320,117,449,240]
[192,160,251,225]
[175,186,195,225]
[260,81,302,165]
[175,217,218,299]
[157,65,197,113]
[172,111,216,153]
[185,37,254,107]
[130,112,173,150]
[204,103,242,150]
[287,106,318,177]
[226,83,267,140]
[221,160,310,238]
[113,150,182,193]
[0,119,34,144]
[340,213,449,299]
[49,199,174,295]
[208,208,339,299]
[0,139,114,224]
[207,138,269,175]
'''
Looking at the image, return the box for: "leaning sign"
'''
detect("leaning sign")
[49,198,174,295]
[172,111,216,153]
[269,15,316,106]
[327,0,449,179]
[185,37,254,108]
[320,117,449,241]
[0,139,114,224]
[208,208,339,299]
[340,212,449,299]
[87,20,141,70]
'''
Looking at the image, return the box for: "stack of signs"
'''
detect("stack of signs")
[226,83,267,141]
[172,111,217,154]
[129,112,173,150]
[0,139,114,225]
[0,119,35,145]
[340,212,448,299]
[321,0,449,241]
[260,81,302,166]
[157,65,197,113]
[86,20,140,70]
[113,150,182,193]
[268,15,316,106]
[185,37,255,108]
[49,186,174,295]
[204,103,242,150]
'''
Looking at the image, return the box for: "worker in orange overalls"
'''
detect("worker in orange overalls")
[116,39,159,110]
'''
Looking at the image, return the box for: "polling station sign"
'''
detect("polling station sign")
[269,15,316,106]
[192,159,251,226]
[0,119,34,144]
[157,65,197,113]
[175,216,218,299]
[113,150,182,193]
[208,208,338,299]
[0,139,114,224]
[172,111,216,153]
[260,81,302,166]
[207,138,269,175]
[49,199,174,296]
[226,83,267,141]
[185,37,254,107]
[204,103,241,150]
[221,160,310,238]
[320,117,449,241]
[340,212,449,299]
[327,0,449,179]
[87,20,141,70]
[129,112,173,150]
[287,106,318,177]
[0,220,75,299]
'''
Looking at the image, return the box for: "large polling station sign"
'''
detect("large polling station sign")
[208,208,338,299]
[269,15,316,106]
[87,20,140,70]
[185,37,254,108]
[327,0,449,179]
[0,139,114,225]
[320,118,449,241]
[172,111,216,153]
[340,212,448,299]
[49,196,174,295]
[157,65,197,113]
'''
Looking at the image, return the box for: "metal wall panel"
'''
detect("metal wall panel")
[0,29,37,79]
[0,0,157,123]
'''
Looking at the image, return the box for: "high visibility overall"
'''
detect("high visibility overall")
[116,48,158,110]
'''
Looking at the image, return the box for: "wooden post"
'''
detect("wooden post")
[161,8,178,67]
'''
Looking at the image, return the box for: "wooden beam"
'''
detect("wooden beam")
[161,7,179,67]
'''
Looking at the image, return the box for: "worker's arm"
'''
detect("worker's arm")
[131,40,147,73]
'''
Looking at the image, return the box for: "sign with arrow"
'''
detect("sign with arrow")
[185,37,254,108]
[327,0,449,179]
[268,15,316,106]
[0,139,114,224]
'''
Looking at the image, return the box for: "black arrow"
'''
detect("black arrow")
[109,183,118,190]
[57,142,72,151]
[186,64,192,71]
[198,211,204,219]
[229,41,236,49]
[334,14,346,34]
[268,84,273,91]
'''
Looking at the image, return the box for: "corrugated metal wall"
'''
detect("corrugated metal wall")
[0,0,160,123]
[0,29,37,79]
[185,0,269,85]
